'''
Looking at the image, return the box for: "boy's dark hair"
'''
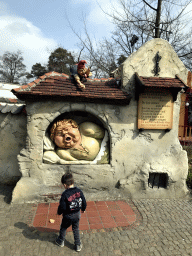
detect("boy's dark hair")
[61,173,74,186]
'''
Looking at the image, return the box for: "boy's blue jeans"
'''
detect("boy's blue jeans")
[58,211,81,245]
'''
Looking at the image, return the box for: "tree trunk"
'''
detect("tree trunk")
[155,0,162,38]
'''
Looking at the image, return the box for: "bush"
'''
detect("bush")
[183,145,192,189]
[186,167,192,189]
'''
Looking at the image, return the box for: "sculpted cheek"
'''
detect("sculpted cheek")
[54,136,64,147]
[69,128,81,142]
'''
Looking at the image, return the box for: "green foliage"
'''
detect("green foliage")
[0,50,27,83]
[27,63,47,79]
[117,55,127,65]
[108,61,117,74]
[183,145,192,189]
[187,167,192,189]
[48,47,75,75]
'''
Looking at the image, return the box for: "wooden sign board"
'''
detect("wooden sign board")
[138,88,173,129]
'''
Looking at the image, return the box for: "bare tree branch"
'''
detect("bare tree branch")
[142,0,157,11]
[68,0,192,75]
[78,47,85,62]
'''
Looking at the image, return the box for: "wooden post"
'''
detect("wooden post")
[178,94,186,137]
[185,126,188,141]
[189,127,192,140]
[187,71,192,88]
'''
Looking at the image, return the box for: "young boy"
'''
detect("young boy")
[55,172,86,252]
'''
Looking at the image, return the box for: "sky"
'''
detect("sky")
[0,0,116,72]
[1,0,192,74]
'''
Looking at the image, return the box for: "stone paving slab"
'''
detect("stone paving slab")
[32,200,140,233]
[1,185,192,255]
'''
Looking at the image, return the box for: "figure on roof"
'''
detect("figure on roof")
[70,60,92,90]
[43,118,109,164]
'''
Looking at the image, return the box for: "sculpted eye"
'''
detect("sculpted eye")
[56,132,63,136]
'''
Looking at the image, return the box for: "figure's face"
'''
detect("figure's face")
[54,123,81,149]
[78,68,87,78]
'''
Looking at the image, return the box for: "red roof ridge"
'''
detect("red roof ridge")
[13,72,70,93]
[43,71,69,78]
[37,71,69,83]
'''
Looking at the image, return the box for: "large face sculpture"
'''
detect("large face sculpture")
[50,119,81,149]
[44,118,109,164]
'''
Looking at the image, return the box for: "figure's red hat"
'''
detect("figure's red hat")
[78,60,87,70]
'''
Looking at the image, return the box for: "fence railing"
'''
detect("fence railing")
[179,125,192,141]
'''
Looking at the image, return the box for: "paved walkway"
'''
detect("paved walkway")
[33,200,140,233]
[1,185,192,255]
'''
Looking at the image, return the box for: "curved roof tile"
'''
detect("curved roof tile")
[0,103,24,114]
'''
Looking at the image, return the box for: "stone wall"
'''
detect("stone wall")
[12,39,189,203]
[115,39,189,198]
[0,112,27,185]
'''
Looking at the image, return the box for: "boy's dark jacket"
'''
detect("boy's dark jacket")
[57,187,86,215]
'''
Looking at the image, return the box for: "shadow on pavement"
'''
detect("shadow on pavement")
[14,221,75,250]
[0,184,15,204]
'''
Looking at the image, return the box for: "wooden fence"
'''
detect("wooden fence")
[179,125,192,145]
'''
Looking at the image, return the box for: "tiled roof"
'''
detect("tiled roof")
[0,103,24,114]
[135,73,187,89]
[11,72,131,105]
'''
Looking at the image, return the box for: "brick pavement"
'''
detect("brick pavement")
[1,185,192,256]
[33,200,140,233]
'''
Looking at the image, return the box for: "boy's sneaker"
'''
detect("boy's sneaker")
[75,244,82,252]
[55,238,64,247]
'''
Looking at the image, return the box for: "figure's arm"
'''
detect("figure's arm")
[43,151,63,164]
[43,150,92,164]
[56,148,77,161]
[74,74,85,90]
[43,150,78,164]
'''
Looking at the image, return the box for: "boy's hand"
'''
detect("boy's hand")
[81,210,85,213]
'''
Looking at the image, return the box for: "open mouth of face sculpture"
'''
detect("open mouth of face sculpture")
[65,136,71,141]
[54,125,81,149]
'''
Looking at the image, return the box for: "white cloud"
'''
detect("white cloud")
[87,1,112,25]
[0,15,58,71]
[85,0,121,38]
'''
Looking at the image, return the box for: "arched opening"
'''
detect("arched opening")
[43,111,110,164]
